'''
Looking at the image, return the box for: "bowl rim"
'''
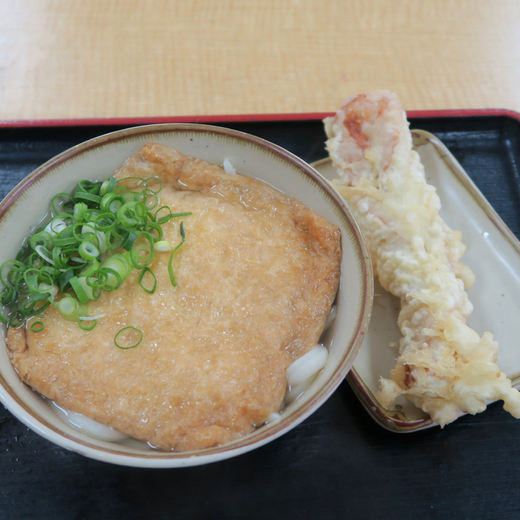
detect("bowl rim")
[0,123,374,467]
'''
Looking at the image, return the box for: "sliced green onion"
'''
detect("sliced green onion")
[167,222,186,287]
[116,177,143,191]
[45,217,70,236]
[69,276,90,304]
[74,192,102,205]
[156,240,172,252]
[18,293,51,317]
[131,232,155,269]
[1,287,17,306]
[144,222,163,242]
[29,231,53,250]
[155,206,172,224]
[35,245,54,265]
[117,202,140,226]
[36,268,54,286]
[56,297,77,316]
[70,257,87,265]
[84,210,101,223]
[76,276,101,300]
[105,231,122,251]
[121,230,138,251]
[80,223,96,238]
[135,189,159,210]
[93,212,116,232]
[16,245,30,263]
[114,326,143,349]
[41,266,58,281]
[79,313,106,321]
[23,269,40,294]
[52,246,67,269]
[0,306,10,324]
[0,259,25,288]
[23,253,42,270]
[78,224,106,255]
[100,267,122,291]
[142,177,162,194]
[73,202,88,222]
[77,180,101,194]
[52,236,79,247]
[24,251,44,269]
[135,202,147,220]
[38,282,58,299]
[86,269,109,289]
[51,193,74,216]
[138,267,157,294]
[9,311,24,328]
[58,268,75,291]
[30,321,45,333]
[172,211,192,220]
[72,223,95,242]
[100,254,131,281]
[55,296,86,321]
[100,177,117,195]
[96,230,107,255]
[78,241,99,262]
[80,259,100,278]
[78,318,97,331]
[118,188,137,202]
[100,192,126,214]
[2,171,192,334]
[55,223,74,237]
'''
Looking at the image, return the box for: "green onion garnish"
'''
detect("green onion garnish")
[29,231,53,250]
[114,326,143,349]
[156,240,172,252]
[130,232,155,269]
[74,202,88,222]
[1,174,191,341]
[78,318,97,331]
[58,268,76,292]
[54,296,85,320]
[155,206,192,224]
[142,177,162,194]
[30,321,45,333]
[51,193,74,216]
[138,267,157,294]
[69,276,90,304]
[9,311,24,328]
[74,192,102,205]
[167,222,186,287]
[0,306,10,324]
[78,241,99,262]
[100,177,117,195]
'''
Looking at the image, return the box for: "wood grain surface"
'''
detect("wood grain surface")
[1,0,520,120]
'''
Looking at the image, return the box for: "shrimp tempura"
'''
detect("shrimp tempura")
[324,90,520,425]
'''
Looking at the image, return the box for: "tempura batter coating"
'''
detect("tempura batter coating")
[7,143,341,450]
[325,90,520,425]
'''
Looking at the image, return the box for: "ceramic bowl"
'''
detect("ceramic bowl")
[0,124,373,467]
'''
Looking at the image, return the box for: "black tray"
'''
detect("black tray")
[1,114,520,519]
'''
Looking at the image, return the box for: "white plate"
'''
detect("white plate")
[313,129,520,431]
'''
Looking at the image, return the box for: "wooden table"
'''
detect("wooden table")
[1,0,520,120]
